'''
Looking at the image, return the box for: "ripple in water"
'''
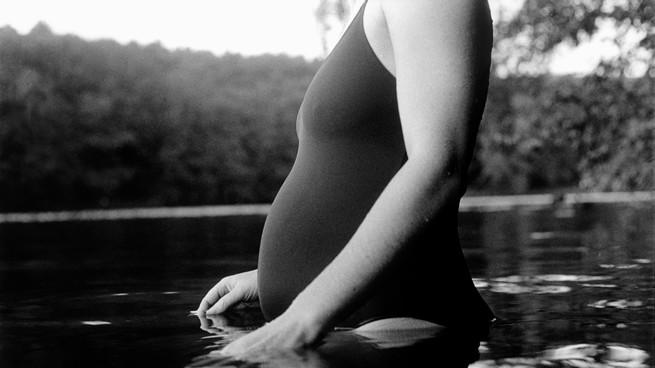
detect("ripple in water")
[490,283,572,294]
[587,300,645,309]
[472,343,650,368]
[189,313,484,367]
[473,274,616,295]
[81,321,111,326]
[491,275,612,283]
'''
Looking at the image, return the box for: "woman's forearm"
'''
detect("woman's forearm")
[287,155,463,330]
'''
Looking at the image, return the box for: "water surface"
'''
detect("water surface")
[0,201,652,367]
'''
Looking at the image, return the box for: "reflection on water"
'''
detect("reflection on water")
[472,343,650,368]
[473,274,619,295]
[81,321,112,326]
[587,300,644,309]
[189,311,482,368]
[0,201,653,367]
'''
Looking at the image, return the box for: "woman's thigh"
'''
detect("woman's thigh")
[355,317,442,331]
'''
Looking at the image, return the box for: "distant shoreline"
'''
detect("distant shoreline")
[1,191,653,224]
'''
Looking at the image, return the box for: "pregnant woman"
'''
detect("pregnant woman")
[198,0,495,355]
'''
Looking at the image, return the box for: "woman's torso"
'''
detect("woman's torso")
[257,0,494,328]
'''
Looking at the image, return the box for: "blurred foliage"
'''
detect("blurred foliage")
[1,0,654,211]
[315,0,353,55]
[494,0,654,76]
[0,23,318,211]
[475,74,654,193]
[478,0,654,192]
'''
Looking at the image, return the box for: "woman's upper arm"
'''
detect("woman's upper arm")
[381,0,492,172]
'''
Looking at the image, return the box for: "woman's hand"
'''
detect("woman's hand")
[196,269,259,315]
[196,277,323,357]
[220,305,323,357]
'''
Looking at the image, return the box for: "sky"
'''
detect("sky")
[0,0,327,58]
[0,0,618,74]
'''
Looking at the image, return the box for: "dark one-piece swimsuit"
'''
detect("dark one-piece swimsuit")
[257,0,495,332]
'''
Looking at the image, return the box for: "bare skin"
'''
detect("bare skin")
[197,269,258,315]
[197,0,492,357]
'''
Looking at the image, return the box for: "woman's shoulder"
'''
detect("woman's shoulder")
[375,0,488,7]
[375,0,490,21]
[374,0,492,47]
[372,0,492,85]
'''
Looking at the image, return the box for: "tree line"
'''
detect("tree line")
[0,18,652,212]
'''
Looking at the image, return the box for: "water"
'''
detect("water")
[0,201,653,367]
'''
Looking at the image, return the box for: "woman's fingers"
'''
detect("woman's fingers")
[197,280,232,315]
[197,270,258,315]
[206,286,244,315]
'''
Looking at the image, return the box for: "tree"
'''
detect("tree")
[0,25,319,211]
[495,0,655,77]
[489,0,655,191]
[315,0,353,56]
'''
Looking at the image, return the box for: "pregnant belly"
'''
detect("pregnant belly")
[256,139,404,320]
[255,140,494,328]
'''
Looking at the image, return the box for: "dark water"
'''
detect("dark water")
[0,201,653,367]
